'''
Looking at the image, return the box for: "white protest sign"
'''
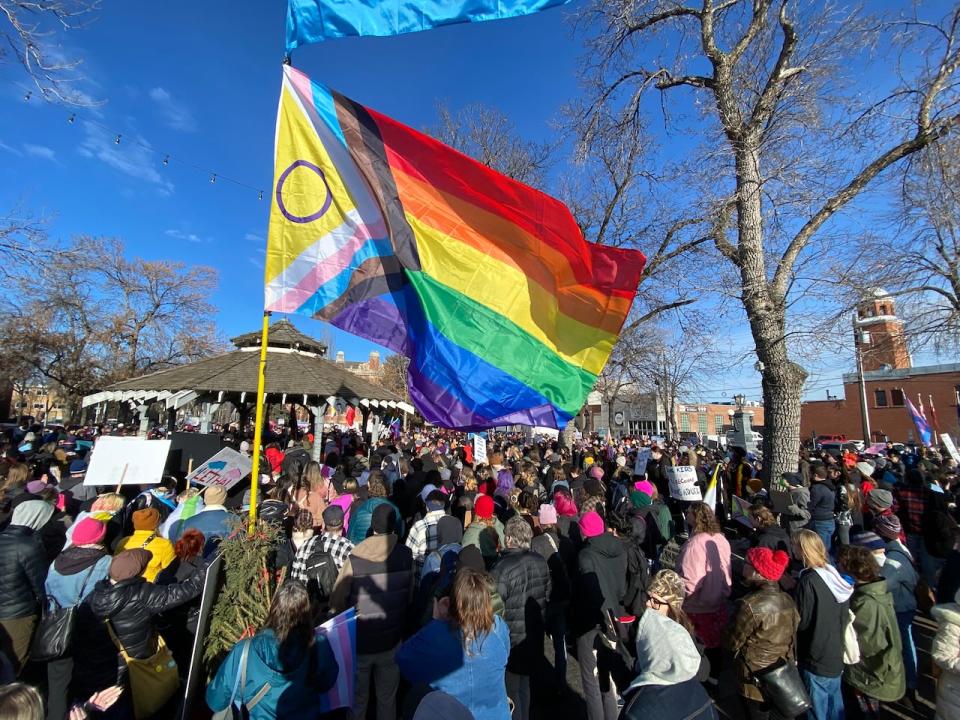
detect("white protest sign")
[666,465,703,501]
[943,435,960,463]
[634,448,652,477]
[84,437,171,487]
[187,447,252,490]
[473,434,487,465]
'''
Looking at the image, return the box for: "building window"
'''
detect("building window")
[680,414,690,432]
[714,414,724,432]
[890,388,904,407]
[874,389,888,407]
[698,414,708,435]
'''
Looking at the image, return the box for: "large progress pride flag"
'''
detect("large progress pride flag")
[265,65,645,430]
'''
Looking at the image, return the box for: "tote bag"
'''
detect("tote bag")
[106,621,179,719]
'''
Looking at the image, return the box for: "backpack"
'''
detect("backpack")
[302,545,339,615]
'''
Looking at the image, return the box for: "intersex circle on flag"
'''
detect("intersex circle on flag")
[275,159,332,223]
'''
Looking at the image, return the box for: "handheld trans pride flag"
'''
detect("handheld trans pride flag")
[286,0,572,50]
[905,396,933,447]
[265,65,645,430]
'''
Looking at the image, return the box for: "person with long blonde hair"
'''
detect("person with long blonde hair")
[397,567,511,720]
[793,530,853,720]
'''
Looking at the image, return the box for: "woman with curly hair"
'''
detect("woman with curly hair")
[621,569,717,720]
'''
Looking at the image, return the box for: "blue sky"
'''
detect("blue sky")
[0,0,951,406]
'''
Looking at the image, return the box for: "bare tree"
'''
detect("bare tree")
[1,0,101,104]
[579,1,960,480]
[428,101,554,186]
[0,235,223,419]
[839,136,960,351]
[381,353,410,403]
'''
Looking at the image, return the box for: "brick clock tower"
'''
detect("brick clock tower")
[855,289,911,372]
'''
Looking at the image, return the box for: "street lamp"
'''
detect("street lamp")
[734,393,745,410]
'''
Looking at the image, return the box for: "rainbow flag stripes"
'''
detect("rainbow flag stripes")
[265,65,645,429]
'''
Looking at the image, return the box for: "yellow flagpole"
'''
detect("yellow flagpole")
[248,311,271,534]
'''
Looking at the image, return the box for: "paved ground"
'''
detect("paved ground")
[531,615,940,720]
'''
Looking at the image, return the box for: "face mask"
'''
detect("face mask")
[873,551,886,568]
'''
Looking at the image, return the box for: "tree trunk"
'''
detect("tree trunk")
[735,147,808,483]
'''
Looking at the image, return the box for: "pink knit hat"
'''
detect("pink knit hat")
[72,517,107,546]
[579,511,605,538]
[538,504,558,525]
[633,480,655,497]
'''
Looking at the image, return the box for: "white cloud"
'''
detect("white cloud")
[244,232,264,242]
[0,141,22,156]
[23,144,56,161]
[148,86,197,132]
[164,229,209,243]
[78,121,174,195]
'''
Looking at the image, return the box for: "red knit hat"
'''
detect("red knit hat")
[474,494,495,519]
[746,547,790,582]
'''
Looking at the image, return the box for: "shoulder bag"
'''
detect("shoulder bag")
[752,658,812,718]
[105,620,179,719]
[31,565,97,662]
[212,638,271,720]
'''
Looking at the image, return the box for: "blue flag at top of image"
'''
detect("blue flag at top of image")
[286,0,572,50]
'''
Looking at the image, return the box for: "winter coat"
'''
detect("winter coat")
[530,529,572,606]
[491,547,550,674]
[462,518,506,550]
[923,493,957,560]
[329,533,413,654]
[347,498,403,545]
[678,532,732,614]
[396,617,512,720]
[795,565,853,677]
[844,579,905,702]
[751,526,790,553]
[87,564,205,660]
[572,532,627,636]
[207,628,339,720]
[882,541,918,613]
[0,525,47,619]
[809,480,836,521]
[116,529,176,582]
[44,546,111,609]
[783,487,812,535]
[173,506,235,545]
[726,581,800,702]
[620,680,718,720]
[931,597,960,720]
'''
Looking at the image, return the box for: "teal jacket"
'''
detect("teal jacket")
[347,498,403,545]
[207,629,338,719]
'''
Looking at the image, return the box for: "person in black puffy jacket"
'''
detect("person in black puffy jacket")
[83,548,205,713]
[491,515,550,720]
[0,499,54,674]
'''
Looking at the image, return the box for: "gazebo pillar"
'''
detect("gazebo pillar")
[310,405,324,462]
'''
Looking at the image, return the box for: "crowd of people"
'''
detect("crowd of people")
[0,420,959,720]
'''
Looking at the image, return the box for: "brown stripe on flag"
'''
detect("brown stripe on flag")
[333,92,421,273]
[315,255,407,321]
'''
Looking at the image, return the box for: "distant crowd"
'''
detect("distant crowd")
[0,421,958,720]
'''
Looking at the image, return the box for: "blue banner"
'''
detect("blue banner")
[287,0,571,50]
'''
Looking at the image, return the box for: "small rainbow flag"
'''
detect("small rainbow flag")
[265,65,645,430]
[316,607,356,712]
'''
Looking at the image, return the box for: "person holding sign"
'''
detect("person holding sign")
[677,503,732,667]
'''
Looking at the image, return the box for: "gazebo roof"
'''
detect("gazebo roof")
[230,319,327,356]
[82,320,409,413]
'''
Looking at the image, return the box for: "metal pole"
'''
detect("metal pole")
[854,315,872,442]
[248,312,271,534]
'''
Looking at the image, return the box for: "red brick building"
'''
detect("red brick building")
[800,292,960,442]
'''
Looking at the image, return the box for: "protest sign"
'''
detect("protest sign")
[178,554,223,720]
[187,447,252,491]
[943,435,960,463]
[166,432,223,475]
[473,434,487,464]
[864,443,887,456]
[83,437,171,486]
[666,465,702,501]
[634,447,652,477]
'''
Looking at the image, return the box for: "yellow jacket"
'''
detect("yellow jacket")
[117,530,176,582]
